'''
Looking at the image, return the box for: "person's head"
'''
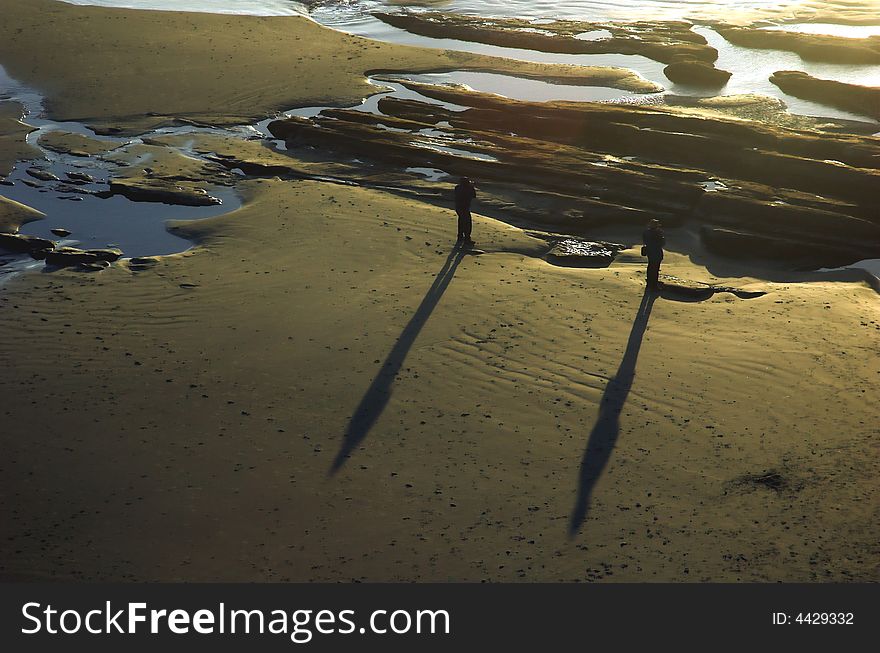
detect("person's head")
[459,176,470,185]
[648,218,662,229]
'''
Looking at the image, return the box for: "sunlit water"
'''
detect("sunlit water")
[56,0,880,28]
[0,64,241,271]
[308,8,671,87]
[761,23,880,38]
[59,0,307,15]
[405,71,659,104]
[309,0,811,22]
[303,7,880,122]
[681,26,880,119]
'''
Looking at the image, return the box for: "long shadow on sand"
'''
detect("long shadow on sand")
[569,288,656,536]
[331,244,467,473]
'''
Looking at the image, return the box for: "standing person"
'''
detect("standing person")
[454,176,476,243]
[642,219,665,291]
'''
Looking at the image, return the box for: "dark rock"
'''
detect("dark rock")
[55,183,94,195]
[375,97,457,125]
[545,238,624,267]
[26,168,60,182]
[695,192,880,246]
[0,232,56,254]
[373,12,718,65]
[44,247,100,266]
[699,226,870,268]
[51,228,72,237]
[66,171,97,184]
[664,60,732,87]
[87,248,123,262]
[658,277,767,300]
[29,249,51,260]
[108,180,221,206]
[269,83,878,271]
[78,260,111,272]
[43,247,121,266]
[129,256,159,268]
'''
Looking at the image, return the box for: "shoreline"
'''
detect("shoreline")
[0,0,660,136]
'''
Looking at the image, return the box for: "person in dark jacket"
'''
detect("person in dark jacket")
[642,219,665,291]
[454,177,477,243]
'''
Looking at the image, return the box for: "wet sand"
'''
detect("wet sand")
[0,0,878,582]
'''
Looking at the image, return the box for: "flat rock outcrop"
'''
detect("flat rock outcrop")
[0,232,54,254]
[267,80,880,270]
[374,12,719,65]
[108,179,221,206]
[715,26,880,64]
[41,246,122,267]
[38,131,123,157]
[770,71,880,120]
[26,167,60,182]
[699,226,870,268]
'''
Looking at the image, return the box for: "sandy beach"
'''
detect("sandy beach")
[0,0,878,582]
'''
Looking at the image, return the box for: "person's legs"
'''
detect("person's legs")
[456,209,467,240]
[463,210,473,241]
[647,259,660,290]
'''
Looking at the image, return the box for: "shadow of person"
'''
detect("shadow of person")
[659,282,766,302]
[331,244,468,474]
[658,282,715,303]
[569,288,656,536]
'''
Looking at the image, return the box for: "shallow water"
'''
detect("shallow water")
[311,8,670,89]
[684,26,880,121]
[59,0,307,15]
[4,162,240,257]
[405,167,450,182]
[576,30,614,41]
[847,259,880,282]
[258,78,495,162]
[0,65,242,261]
[312,8,880,123]
[403,71,658,104]
[57,0,807,21]
[761,23,880,39]
[822,258,880,287]
[312,0,810,22]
